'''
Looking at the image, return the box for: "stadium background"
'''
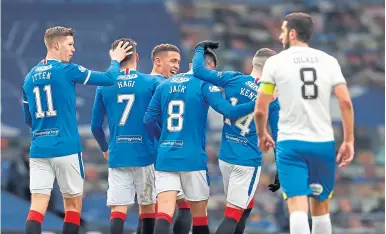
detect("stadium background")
[1,0,384,233]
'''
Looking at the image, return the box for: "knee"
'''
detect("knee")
[156,191,178,217]
[30,193,51,215]
[287,196,308,214]
[139,204,155,214]
[188,200,207,217]
[63,195,83,213]
[111,205,129,214]
[310,198,329,216]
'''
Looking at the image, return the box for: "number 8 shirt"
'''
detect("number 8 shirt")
[260,46,346,142]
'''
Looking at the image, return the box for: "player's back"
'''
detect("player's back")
[266,46,343,142]
[23,60,83,158]
[220,74,263,166]
[156,73,210,171]
[149,73,165,83]
[98,69,159,167]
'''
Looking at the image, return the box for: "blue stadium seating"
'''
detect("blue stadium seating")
[1,2,183,137]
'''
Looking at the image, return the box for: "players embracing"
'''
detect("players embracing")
[24,11,355,234]
[192,41,280,234]
[143,43,256,234]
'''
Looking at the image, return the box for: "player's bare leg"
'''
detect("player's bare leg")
[26,193,50,234]
[216,202,243,234]
[234,198,254,234]
[154,190,178,234]
[309,198,331,234]
[174,197,192,234]
[286,196,310,234]
[62,195,83,234]
[139,204,156,234]
[188,200,210,234]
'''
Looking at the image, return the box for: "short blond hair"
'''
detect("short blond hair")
[44,26,75,48]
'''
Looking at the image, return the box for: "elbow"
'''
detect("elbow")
[105,75,115,86]
[143,115,151,125]
[224,113,233,120]
[102,72,115,86]
[144,121,156,137]
[226,111,239,121]
[107,80,114,86]
[90,124,102,135]
[339,99,353,112]
[254,109,266,120]
[143,116,155,127]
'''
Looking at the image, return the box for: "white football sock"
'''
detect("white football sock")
[312,213,332,234]
[290,211,311,234]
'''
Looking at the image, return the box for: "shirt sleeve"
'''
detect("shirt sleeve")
[201,83,255,120]
[143,86,162,139]
[65,61,120,86]
[90,87,108,152]
[22,89,32,128]
[260,56,276,85]
[192,46,237,87]
[330,57,347,87]
[259,83,276,95]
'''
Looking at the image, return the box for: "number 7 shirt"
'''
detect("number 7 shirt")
[91,69,160,168]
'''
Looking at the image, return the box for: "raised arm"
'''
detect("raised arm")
[192,46,238,87]
[202,83,254,119]
[65,61,119,86]
[67,41,133,86]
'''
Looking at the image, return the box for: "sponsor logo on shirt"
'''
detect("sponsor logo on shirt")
[117,74,138,80]
[160,140,184,148]
[209,85,221,92]
[171,77,190,83]
[225,133,248,145]
[35,64,52,72]
[33,128,59,137]
[116,135,143,143]
[245,81,259,92]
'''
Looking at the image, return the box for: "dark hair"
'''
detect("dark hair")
[204,49,217,67]
[284,12,313,43]
[111,38,137,63]
[44,26,75,48]
[151,44,180,60]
